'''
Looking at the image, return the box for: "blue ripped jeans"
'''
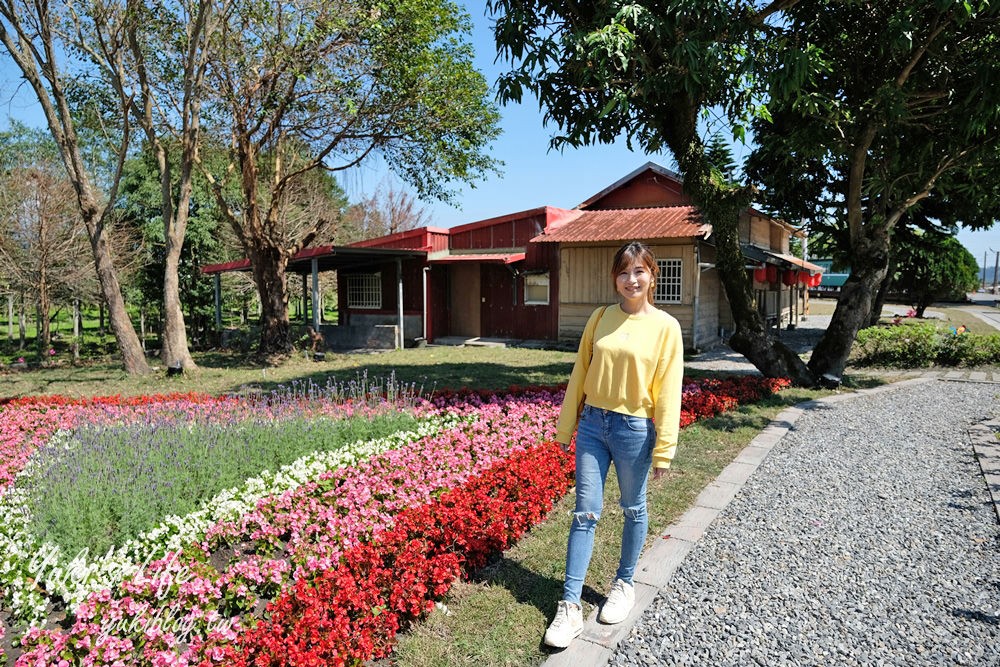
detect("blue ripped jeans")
[563,404,655,605]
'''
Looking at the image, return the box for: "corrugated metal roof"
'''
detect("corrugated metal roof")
[429,252,526,265]
[768,251,825,274]
[742,245,824,274]
[531,206,709,243]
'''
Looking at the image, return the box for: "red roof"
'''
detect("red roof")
[429,252,525,265]
[531,206,709,243]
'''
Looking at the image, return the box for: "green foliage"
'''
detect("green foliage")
[22,410,421,557]
[203,0,501,205]
[490,0,772,154]
[706,132,739,185]
[117,148,227,334]
[893,232,980,314]
[748,1,1000,234]
[854,322,1000,368]
[853,322,940,367]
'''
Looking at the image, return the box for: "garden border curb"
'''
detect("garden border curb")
[541,376,937,667]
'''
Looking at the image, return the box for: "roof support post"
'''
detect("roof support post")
[422,266,430,341]
[693,243,701,352]
[311,258,320,330]
[301,274,308,323]
[214,273,222,329]
[396,258,404,350]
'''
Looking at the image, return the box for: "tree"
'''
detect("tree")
[0,0,151,373]
[893,232,980,317]
[491,0,814,383]
[0,124,91,349]
[199,0,501,356]
[61,0,223,370]
[491,0,1000,385]
[339,179,431,244]
[117,142,234,350]
[745,1,1000,378]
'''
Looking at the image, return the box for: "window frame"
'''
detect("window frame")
[346,272,382,310]
[523,271,550,306]
[654,258,682,304]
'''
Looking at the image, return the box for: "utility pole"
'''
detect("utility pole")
[984,250,989,290]
[993,249,999,295]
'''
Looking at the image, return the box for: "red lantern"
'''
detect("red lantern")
[765,264,778,284]
[753,264,767,283]
[781,269,797,286]
[798,270,810,284]
[810,273,822,287]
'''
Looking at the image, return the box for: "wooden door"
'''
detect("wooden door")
[481,265,515,338]
[448,264,481,337]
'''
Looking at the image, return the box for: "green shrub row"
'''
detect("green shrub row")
[853,322,1000,368]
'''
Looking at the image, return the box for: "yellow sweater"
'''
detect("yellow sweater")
[555,304,684,469]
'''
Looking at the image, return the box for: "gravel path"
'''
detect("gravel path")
[608,379,1000,667]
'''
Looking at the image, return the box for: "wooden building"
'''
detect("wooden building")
[202,162,822,351]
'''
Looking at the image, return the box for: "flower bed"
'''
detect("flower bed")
[0,375,788,666]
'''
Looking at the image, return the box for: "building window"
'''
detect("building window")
[655,259,682,304]
[524,272,550,305]
[347,272,381,309]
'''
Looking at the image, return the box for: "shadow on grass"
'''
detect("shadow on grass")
[472,557,565,619]
[468,555,610,651]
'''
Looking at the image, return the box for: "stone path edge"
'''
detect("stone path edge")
[541,376,942,667]
[970,417,1000,525]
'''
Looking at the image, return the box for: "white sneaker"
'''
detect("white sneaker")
[599,578,635,624]
[543,600,583,648]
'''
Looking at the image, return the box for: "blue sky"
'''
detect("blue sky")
[2,2,998,268]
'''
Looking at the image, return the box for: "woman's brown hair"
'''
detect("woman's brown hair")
[611,241,658,304]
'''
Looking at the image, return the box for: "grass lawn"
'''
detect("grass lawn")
[0,345,579,400]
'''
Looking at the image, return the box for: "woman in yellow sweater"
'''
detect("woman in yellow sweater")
[544,241,684,649]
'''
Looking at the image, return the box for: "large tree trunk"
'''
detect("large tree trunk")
[250,246,293,356]
[668,132,816,385]
[89,216,151,374]
[126,0,206,373]
[714,214,816,386]
[808,228,890,380]
[160,241,195,369]
[866,268,893,328]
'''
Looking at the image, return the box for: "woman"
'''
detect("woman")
[544,241,684,649]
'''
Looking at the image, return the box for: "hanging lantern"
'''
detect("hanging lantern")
[810,273,823,287]
[782,269,797,286]
[753,264,767,283]
[765,264,778,284]
[798,270,810,284]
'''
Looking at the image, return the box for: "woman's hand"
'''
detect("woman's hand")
[653,467,667,481]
